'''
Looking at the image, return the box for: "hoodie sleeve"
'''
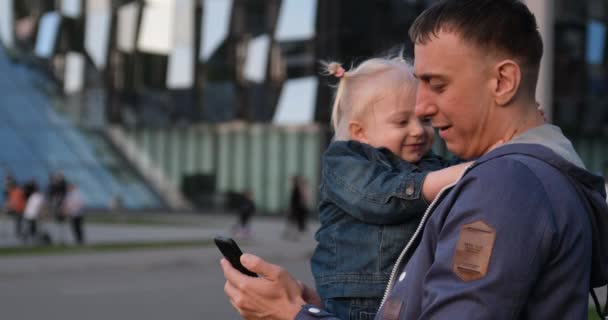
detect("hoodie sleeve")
[322,141,429,225]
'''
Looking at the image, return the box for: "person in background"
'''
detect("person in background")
[289,176,310,234]
[63,183,85,245]
[231,191,256,239]
[48,171,68,243]
[4,175,26,240]
[283,176,312,241]
[23,180,44,243]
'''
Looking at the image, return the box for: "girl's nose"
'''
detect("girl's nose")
[410,118,424,137]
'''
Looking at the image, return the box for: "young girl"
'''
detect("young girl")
[311,56,469,319]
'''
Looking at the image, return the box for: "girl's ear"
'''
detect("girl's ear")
[348,120,368,143]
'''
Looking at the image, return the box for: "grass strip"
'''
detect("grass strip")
[86,215,194,226]
[85,214,228,228]
[0,239,214,256]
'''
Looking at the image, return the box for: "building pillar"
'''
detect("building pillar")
[524,0,554,122]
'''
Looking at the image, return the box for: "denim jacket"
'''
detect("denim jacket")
[311,140,451,300]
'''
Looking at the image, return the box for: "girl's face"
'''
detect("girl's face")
[358,88,435,163]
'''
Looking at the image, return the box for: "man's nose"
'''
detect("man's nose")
[414,87,436,118]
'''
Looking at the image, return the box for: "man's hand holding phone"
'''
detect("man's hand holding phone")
[220,251,307,320]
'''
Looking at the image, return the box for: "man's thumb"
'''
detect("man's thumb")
[241,253,262,273]
[241,254,266,274]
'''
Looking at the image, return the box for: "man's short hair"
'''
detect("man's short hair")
[409,0,543,71]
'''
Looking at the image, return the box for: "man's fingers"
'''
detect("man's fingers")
[241,254,281,280]
[224,281,249,317]
[221,258,247,287]
[224,280,240,304]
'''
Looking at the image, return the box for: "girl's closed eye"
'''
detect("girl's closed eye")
[420,117,432,125]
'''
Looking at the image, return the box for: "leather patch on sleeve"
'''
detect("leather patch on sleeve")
[381,298,403,320]
[452,220,496,281]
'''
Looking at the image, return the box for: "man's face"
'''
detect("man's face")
[414,31,498,159]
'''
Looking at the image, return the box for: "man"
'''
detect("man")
[221,1,608,319]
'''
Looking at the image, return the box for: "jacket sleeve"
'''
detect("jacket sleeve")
[417,158,557,319]
[322,143,429,225]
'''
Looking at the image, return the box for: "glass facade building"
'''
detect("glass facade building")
[0,45,164,209]
[0,0,606,211]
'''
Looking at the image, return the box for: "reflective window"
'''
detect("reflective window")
[34,11,61,58]
[244,35,271,83]
[0,127,39,162]
[273,76,317,125]
[137,0,173,55]
[554,1,608,136]
[200,0,233,62]
[85,0,112,69]
[275,0,317,42]
[23,129,82,167]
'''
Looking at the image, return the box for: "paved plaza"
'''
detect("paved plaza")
[0,213,318,319]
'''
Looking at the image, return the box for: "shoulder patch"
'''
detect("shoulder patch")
[452,220,496,281]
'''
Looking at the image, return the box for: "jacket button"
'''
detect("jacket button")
[399,271,406,282]
[405,186,414,196]
[308,307,321,314]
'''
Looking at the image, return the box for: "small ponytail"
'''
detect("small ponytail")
[320,61,346,79]
[320,61,348,139]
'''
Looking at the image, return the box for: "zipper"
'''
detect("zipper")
[379,163,474,308]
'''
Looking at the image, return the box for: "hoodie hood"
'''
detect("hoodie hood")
[506,124,586,169]
[488,125,608,287]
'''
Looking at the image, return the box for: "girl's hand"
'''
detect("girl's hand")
[297,280,323,308]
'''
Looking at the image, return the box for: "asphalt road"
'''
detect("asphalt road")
[0,222,317,320]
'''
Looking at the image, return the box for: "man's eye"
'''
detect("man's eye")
[421,117,432,125]
[430,83,445,92]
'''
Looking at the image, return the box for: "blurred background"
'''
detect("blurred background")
[0,0,607,213]
[0,0,606,319]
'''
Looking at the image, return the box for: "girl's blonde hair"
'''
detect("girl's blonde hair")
[321,56,417,140]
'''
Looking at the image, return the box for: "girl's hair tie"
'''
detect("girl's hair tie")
[327,62,345,78]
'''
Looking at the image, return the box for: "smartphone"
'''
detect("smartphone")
[214,236,258,277]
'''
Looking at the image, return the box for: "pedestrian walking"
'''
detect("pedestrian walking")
[230,191,256,239]
[23,180,45,244]
[48,172,68,244]
[3,175,25,240]
[63,183,85,245]
[289,175,309,233]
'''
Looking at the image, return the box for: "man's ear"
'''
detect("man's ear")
[348,121,368,143]
[492,60,521,106]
